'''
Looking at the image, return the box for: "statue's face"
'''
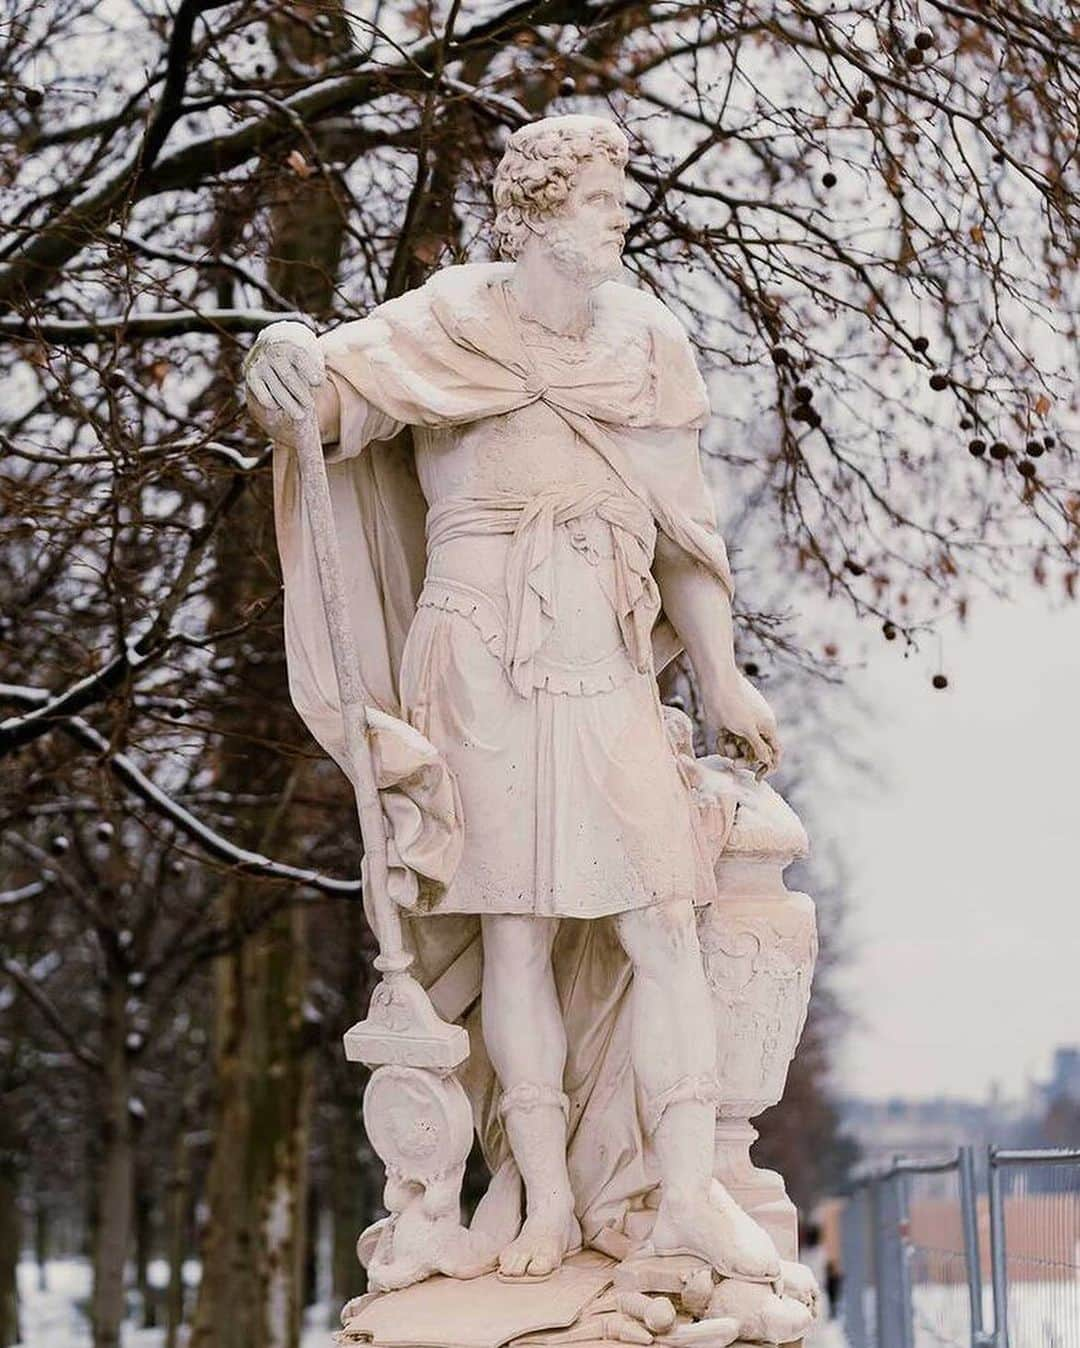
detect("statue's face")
[539,156,628,286]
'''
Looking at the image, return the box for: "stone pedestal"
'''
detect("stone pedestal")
[339,1248,813,1347]
[697,763,816,1262]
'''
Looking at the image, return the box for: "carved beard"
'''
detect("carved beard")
[541,220,623,287]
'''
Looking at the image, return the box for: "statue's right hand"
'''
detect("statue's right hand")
[243,320,326,428]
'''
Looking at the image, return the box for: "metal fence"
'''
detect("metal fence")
[840,1147,1080,1348]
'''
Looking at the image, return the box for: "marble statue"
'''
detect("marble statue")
[244,115,819,1348]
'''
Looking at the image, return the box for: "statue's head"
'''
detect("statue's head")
[493,115,630,286]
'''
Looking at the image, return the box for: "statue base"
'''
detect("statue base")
[337,1249,816,1348]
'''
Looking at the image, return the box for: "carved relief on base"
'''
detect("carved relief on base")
[699,886,817,1116]
[357,1065,503,1292]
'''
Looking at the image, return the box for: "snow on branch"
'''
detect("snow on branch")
[0,686,363,899]
[0,878,49,907]
[0,308,302,344]
[0,650,138,755]
[1,432,268,474]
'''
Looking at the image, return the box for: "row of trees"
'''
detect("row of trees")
[2,1,1075,1345]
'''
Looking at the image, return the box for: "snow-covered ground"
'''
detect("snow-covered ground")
[849,1281,1080,1348]
[15,1260,157,1348]
[12,1259,336,1348]
[806,1317,849,1347]
[910,1281,1080,1348]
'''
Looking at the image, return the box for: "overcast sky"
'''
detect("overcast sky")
[812,592,1080,1104]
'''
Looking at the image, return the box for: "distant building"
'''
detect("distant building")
[1041,1046,1080,1109]
[839,1044,1080,1190]
[840,1094,1022,1170]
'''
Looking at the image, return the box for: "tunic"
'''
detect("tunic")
[331,301,704,917]
[275,262,733,918]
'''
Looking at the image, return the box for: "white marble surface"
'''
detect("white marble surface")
[249,114,817,1345]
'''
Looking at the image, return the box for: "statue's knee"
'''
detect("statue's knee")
[618,900,700,975]
[482,915,556,983]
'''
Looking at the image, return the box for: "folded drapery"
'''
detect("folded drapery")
[425,487,658,696]
[362,706,463,912]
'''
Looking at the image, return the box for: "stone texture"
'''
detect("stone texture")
[249,113,820,1346]
[338,1251,615,1347]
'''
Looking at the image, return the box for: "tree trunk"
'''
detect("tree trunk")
[191,887,313,1348]
[33,1200,48,1293]
[187,419,317,1348]
[90,974,134,1348]
[134,1159,156,1327]
[164,1123,190,1348]
[330,1112,378,1315]
[191,10,352,1342]
[303,1175,319,1312]
[329,894,378,1317]
[0,1105,20,1348]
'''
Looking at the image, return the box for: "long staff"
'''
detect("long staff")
[291,408,411,977]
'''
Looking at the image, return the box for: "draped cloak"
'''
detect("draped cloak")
[271,262,738,1244]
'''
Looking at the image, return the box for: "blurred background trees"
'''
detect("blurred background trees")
[1,1,1075,1345]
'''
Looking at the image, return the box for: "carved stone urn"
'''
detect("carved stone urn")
[695,759,816,1261]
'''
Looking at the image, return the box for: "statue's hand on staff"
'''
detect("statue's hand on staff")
[705,670,782,779]
[243,320,326,445]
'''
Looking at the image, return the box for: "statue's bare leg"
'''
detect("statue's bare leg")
[480,913,580,1277]
[613,900,780,1280]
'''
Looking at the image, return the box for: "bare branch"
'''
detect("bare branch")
[0,878,49,908]
[1,958,103,1073]
[0,687,362,899]
[0,308,302,344]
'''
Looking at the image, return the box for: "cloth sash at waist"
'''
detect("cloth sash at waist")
[425,487,659,697]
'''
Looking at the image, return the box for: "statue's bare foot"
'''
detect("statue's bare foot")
[650,1183,780,1281]
[498,1200,580,1279]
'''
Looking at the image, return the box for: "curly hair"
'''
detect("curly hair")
[492,116,629,261]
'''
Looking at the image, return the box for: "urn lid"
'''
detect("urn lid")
[697,756,810,863]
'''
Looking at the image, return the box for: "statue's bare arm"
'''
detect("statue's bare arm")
[653,531,782,774]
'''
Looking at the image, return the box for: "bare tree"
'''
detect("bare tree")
[1,1,1075,1344]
